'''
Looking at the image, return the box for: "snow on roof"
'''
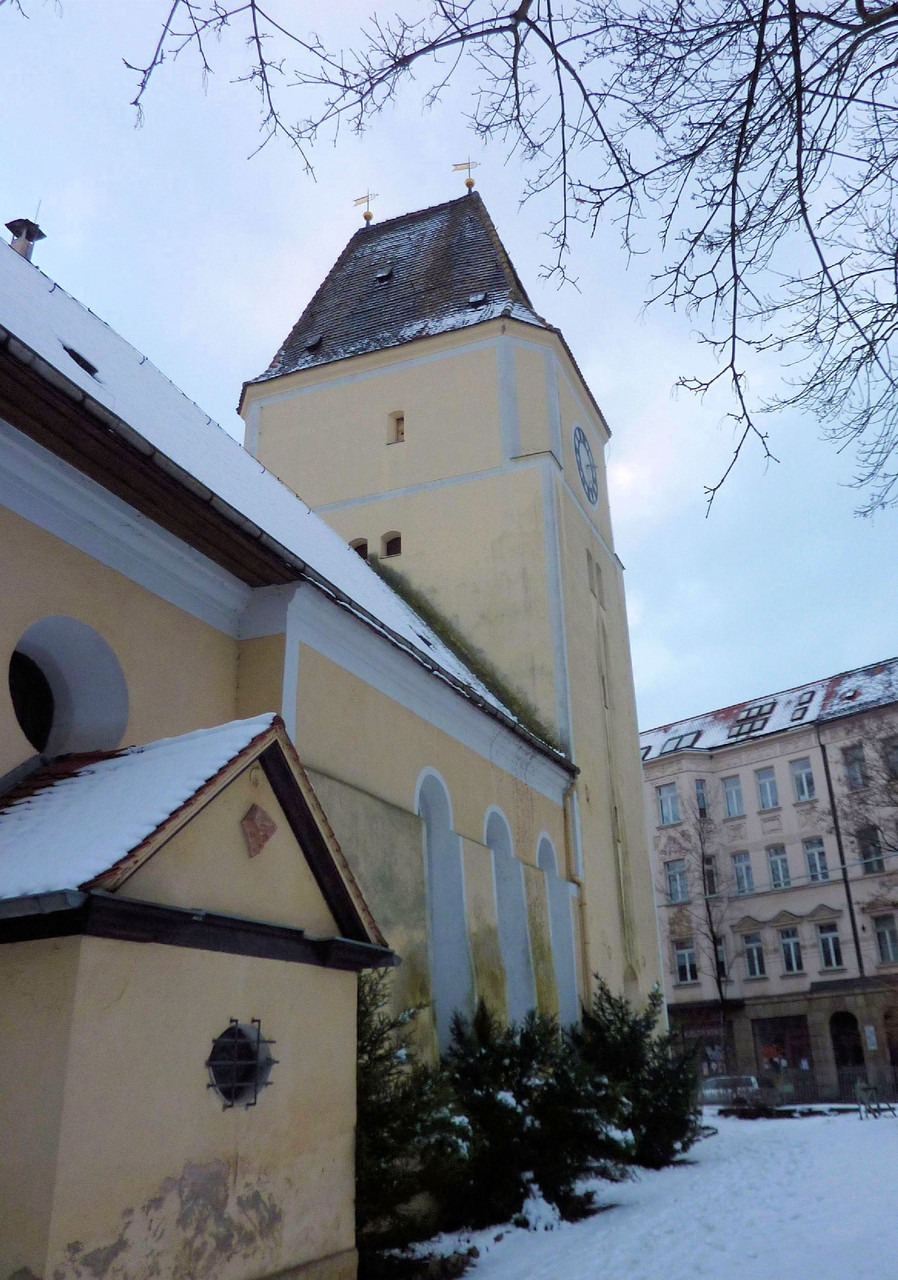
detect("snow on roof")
[0,241,537,741]
[639,656,898,761]
[0,714,276,900]
[253,192,547,382]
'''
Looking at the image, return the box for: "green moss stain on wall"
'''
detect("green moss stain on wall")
[523,864,559,1018]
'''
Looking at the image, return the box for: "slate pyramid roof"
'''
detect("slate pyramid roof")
[252,192,548,382]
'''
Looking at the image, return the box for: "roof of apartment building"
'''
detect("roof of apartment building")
[0,236,567,765]
[252,192,547,382]
[640,655,898,762]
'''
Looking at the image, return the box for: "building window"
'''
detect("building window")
[388,411,405,443]
[791,757,816,802]
[817,923,843,970]
[349,538,368,559]
[695,778,708,815]
[842,743,868,790]
[858,826,885,874]
[756,766,779,810]
[744,932,766,978]
[205,1019,276,1109]
[656,782,680,826]
[703,855,718,897]
[660,731,701,753]
[674,939,698,984]
[804,837,829,882]
[715,937,728,981]
[780,928,803,974]
[767,845,791,889]
[733,851,754,895]
[723,775,744,818]
[382,531,402,557]
[666,858,689,903]
[883,737,898,779]
[874,913,898,963]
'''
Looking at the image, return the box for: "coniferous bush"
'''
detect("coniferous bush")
[434,1001,620,1229]
[573,978,702,1169]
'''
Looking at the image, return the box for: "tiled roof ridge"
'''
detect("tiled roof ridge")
[641,653,898,738]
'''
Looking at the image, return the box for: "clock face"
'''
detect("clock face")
[573,424,599,506]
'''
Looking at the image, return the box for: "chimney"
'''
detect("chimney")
[6,218,46,262]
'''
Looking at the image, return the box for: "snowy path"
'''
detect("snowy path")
[444,1114,898,1280]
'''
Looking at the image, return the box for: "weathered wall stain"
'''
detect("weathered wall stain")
[49,1160,283,1280]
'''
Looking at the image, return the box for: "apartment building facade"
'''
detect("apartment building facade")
[641,658,898,1101]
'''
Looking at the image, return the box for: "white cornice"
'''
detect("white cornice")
[0,418,251,635]
[293,586,571,805]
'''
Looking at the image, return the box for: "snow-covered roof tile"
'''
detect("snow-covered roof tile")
[0,241,544,745]
[0,714,276,900]
[639,656,898,761]
[252,192,547,381]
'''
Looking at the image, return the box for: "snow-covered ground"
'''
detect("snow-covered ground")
[430,1112,898,1280]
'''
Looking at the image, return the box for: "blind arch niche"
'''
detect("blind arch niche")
[538,834,580,1026]
[485,807,535,1024]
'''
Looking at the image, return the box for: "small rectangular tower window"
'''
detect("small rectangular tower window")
[388,411,405,443]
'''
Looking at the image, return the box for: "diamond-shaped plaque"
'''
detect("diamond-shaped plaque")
[242,803,278,858]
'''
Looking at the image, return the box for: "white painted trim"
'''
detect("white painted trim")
[249,334,509,408]
[314,457,544,514]
[496,338,522,462]
[414,765,457,831]
[281,586,303,742]
[0,418,252,636]
[298,589,570,805]
[244,399,260,458]
[556,362,611,445]
[540,461,573,752]
[544,350,564,466]
[238,584,291,640]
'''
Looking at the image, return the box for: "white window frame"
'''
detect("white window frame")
[791,758,816,803]
[674,939,698,984]
[756,766,779,811]
[733,851,754,895]
[657,782,680,826]
[744,932,766,978]
[715,938,728,981]
[767,845,791,889]
[858,826,885,874]
[666,858,689,903]
[817,923,843,970]
[804,838,829,883]
[874,914,898,964]
[780,927,803,974]
[695,777,708,815]
[703,855,718,897]
[723,775,744,818]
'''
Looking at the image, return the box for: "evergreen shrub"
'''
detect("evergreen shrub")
[574,978,702,1169]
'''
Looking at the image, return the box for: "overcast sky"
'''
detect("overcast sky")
[3,2,896,731]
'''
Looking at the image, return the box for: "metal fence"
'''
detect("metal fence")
[756,1063,898,1105]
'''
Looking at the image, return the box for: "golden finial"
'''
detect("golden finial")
[452,160,479,193]
[353,192,378,224]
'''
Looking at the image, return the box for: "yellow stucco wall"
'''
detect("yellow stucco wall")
[252,337,502,508]
[41,937,357,1280]
[0,937,80,1279]
[123,765,339,937]
[0,507,237,778]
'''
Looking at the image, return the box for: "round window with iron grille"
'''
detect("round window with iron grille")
[205,1019,276,1109]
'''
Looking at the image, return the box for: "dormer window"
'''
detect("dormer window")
[468,292,487,307]
[375,265,393,284]
[304,333,322,351]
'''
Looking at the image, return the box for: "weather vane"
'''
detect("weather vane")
[452,160,479,193]
[353,192,378,224]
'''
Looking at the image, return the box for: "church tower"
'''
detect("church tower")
[239,193,660,1001]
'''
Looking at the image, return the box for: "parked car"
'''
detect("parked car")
[699,1074,764,1106]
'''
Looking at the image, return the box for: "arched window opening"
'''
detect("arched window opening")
[9,651,55,753]
[350,538,369,560]
[486,809,535,1024]
[382,532,402,558]
[388,411,405,444]
[417,771,474,1050]
[9,616,129,757]
[538,835,579,1026]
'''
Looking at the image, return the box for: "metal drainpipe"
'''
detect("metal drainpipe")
[818,731,865,977]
